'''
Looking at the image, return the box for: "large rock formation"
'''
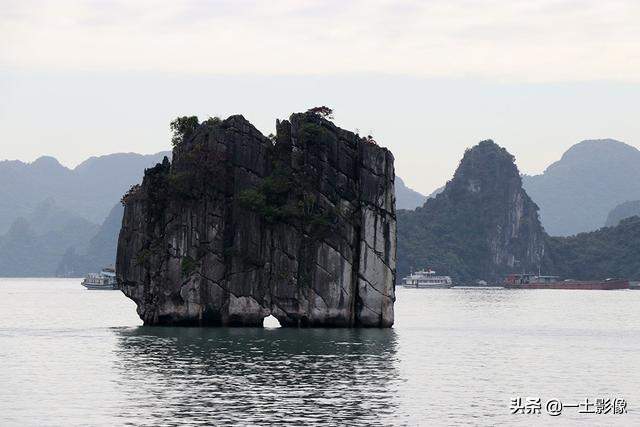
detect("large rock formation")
[116,112,396,327]
[397,140,546,283]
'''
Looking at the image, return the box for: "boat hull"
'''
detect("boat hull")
[504,280,629,290]
[403,284,453,289]
[82,282,118,290]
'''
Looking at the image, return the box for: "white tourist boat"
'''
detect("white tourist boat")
[402,269,453,288]
[81,266,118,290]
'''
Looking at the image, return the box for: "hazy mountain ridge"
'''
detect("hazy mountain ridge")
[0,150,421,276]
[0,151,171,234]
[0,200,99,276]
[397,140,640,283]
[395,176,427,210]
[3,139,639,278]
[0,152,169,276]
[605,200,640,227]
[55,203,124,277]
[522,139,640,236]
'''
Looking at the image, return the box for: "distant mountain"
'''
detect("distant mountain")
[397,140,640,284]
[0,200,99,276]
[605,200,640,227]
[522,139,640,236]
[0,151,171,234]
[56,203,124,277]
[397,141,546,283]
[395,176,427,210]
[0,151,170,276]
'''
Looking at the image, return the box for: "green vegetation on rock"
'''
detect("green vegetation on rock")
[397,140,546,284]
[238,158,336,237]
[181,255,198,277]
[398,140,640,283]
[170,116,199,148]
[546,216,640,280]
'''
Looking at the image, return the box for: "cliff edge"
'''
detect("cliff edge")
[116,112,396,327]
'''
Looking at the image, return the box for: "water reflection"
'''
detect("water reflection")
[113,327,399,425]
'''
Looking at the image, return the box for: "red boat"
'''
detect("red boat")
[504,274,629,290]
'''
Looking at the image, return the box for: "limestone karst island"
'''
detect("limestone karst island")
[117,110,396,327]
[4,1,640,424]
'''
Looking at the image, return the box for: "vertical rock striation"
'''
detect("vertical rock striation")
[116,112,396,327]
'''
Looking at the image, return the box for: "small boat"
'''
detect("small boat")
[503,273,629,290]
[82,266,118,290]
[402,269,453,288]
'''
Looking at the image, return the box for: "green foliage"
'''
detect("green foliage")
[238,189,267,213]
[202,116,222,126]
[238,157,302,223]
[398,139,640,283]
[168,141,226,201]
[238,151,336,237]
[396,140,542,284]
[180,255,198,277]
[299,123,337,146]
[170,116,199,148]
[546,216,640,280]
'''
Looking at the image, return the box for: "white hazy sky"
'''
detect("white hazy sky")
[2,0,640,193]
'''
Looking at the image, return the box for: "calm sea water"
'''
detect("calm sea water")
[0,279,639,426]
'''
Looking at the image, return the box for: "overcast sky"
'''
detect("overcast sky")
[2,0,640,193]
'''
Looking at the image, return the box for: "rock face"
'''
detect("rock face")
[116,112,396,327]
[397,140,546,283]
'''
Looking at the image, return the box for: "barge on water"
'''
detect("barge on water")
[504,274,629,290]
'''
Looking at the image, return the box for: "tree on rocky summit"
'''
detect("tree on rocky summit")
[307,106,333,119]
[170,116,199,148]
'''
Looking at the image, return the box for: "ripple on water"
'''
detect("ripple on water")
[1,281,639,425]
